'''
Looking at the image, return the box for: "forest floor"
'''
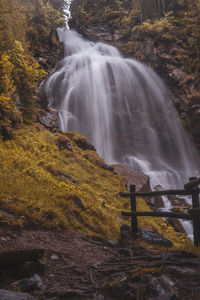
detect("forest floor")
[0,227,200,300]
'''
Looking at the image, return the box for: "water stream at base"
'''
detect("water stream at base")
[42,20,199,237]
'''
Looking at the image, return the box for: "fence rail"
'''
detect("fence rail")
[121,177,200,246]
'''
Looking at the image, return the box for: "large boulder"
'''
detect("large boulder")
[113,164,151,192]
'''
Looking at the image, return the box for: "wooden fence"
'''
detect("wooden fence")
[121,177,200,246]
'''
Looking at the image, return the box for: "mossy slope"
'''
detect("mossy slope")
[0,124,196,253]
[0,124,129,239]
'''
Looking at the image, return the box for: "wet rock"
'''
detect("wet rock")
[167,195,191,208]
[148,276,177,298]
[74,135,96,151]
[149,277,166,297]
[51,254,59,260]
[140,228,173,248]
[82,24,113,43]
[0,289,35,300]
[148,293,177,300]
[39,112,59,129]
[170,68,187,82]
[154,195,164,208]
[7,274,43,292]
[55,136,72,151]
[158,276,176,293]
[113,164,151,192]
[102,164,114,172]
[165,266,198,277]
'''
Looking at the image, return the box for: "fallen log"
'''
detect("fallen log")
[0,249,45,266]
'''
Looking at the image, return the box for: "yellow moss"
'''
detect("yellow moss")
[0,125,130,239]
[0,124,199,254]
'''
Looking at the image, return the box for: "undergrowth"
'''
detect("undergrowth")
[0,124,198,254]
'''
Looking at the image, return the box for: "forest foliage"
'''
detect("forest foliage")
[73,0,200,73]
[0,0,65,137]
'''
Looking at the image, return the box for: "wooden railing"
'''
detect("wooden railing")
[121,177,200,246]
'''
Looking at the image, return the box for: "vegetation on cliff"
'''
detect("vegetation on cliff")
[0,0,65,137]
[71,0,200,149]
[0,123,196,252]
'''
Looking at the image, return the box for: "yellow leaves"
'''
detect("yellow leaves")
[142,12,175,34]
[0,53,15,96]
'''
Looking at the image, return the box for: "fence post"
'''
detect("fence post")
[189,177,200,246]
[192,191,200,246]
[130,185,138,237]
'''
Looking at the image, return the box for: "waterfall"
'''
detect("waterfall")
[63,0,72,29]
[43,29,200,191]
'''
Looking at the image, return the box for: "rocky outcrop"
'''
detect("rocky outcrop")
[130,28,200,151]
[113,164,151,192]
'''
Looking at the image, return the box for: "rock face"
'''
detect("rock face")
[130,28,200,151]
[70,1,200,152]
[113,164,151,192]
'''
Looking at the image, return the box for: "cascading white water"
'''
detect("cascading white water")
[63,0,72,29]
[43,29,199,191]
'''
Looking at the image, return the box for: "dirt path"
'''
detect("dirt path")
[0,227,200,299]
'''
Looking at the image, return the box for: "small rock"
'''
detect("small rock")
[50,254,59,260]
[74,136,96,151]
[0,289,35,300]
[102,164,114,172]
[93,294,104,300]
[7,279,37,293]
[113,164,150,192]
[110,272,127,285]
[55,136,72,151]
[165,266,198,277]
[140,228,173,248]
[39,112,59,129]
[31,274,43,289]
[7,274,43,293]
[148,292,177,300]
[149,277,165,296]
